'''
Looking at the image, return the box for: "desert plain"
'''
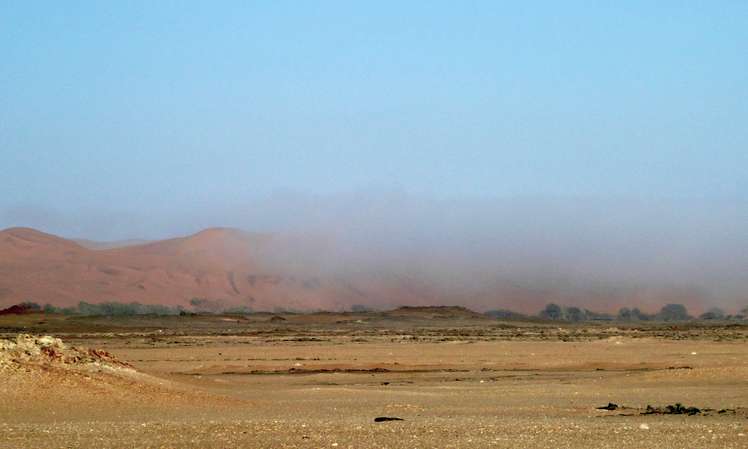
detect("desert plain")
[1,309,747,449]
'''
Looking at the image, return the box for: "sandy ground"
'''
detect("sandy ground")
[1,317,747,448]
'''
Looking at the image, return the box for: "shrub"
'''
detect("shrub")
[20,301,41,311]
[656,304,692,322]
[485,309,529,320]
[41,301,181,316]
[565,307,586,322]
[538,303,564,320]
[617,307,652,321]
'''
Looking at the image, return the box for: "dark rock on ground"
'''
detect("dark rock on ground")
[597,403,619,410]
[644,403,701,415]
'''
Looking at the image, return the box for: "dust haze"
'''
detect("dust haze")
[3,192,747,312]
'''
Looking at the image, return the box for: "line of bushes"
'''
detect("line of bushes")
[8,300,748,321]
[10,299,256,317]
[486,303,748,323]
[38,301,184,316]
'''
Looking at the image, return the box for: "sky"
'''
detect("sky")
[2,1,747,231]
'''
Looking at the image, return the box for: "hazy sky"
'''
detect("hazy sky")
[2,1,747,237]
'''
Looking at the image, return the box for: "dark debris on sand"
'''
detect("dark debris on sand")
[596,402,738,417]
[374,417,404,422]
[596,403,619,410]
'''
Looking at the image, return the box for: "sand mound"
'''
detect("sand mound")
[0,335,233,423]
[385,305,488,320]
[0,334,133,373]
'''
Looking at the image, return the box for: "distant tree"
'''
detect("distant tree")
[350,304,371,313]
[77,301,99,315]
[698,307,725,320]
[565,306,586,322]
[20,301,41,311]
[617,307,632,321]
[656,303,692,322]
[618,307,652,321]
[97,301,139,316]
[42,303,59,314]
[734,305,748,320]
[60,306,78,315]
[539,303,564,320]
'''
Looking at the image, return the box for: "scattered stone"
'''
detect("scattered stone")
[639,423,650,430]
[374,417,404,422]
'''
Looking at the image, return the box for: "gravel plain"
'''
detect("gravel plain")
[1,313,747,448]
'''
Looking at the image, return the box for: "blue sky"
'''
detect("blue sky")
[1,1,747,233]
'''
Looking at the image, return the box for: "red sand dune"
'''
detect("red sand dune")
[0,227,440,311]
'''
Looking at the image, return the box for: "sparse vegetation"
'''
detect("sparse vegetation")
[39,301,183,316]
[485,302,747,323]
[19,301,42,311]
[535,304,613,322]
[1,299,745,322]
[223,306,254,315]
[188,298,226,314]
[36,300,253,316]
[484,309,530,320]
[538,303,564,320]
[617,307,652,321]
[699,307,725,320]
